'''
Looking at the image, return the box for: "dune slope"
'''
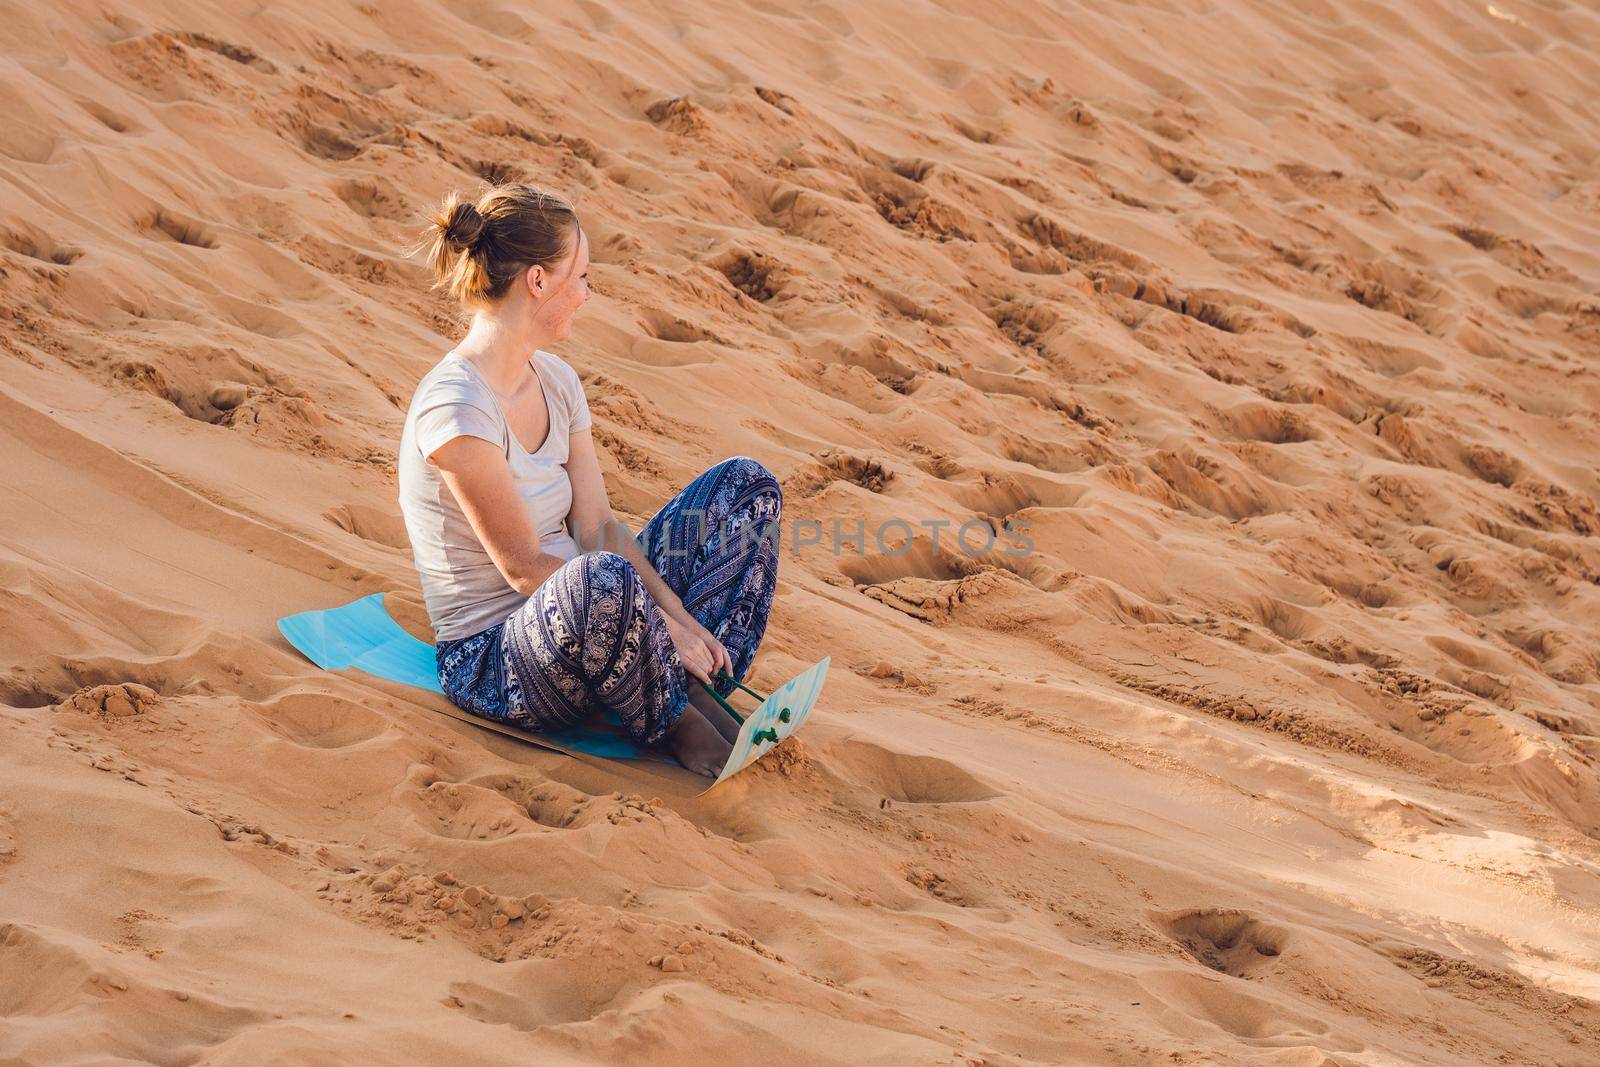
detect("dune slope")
[2,0,1599,1063]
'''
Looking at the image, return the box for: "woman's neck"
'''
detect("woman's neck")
[454,307,554,393]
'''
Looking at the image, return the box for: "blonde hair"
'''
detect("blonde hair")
[421,183,579,307]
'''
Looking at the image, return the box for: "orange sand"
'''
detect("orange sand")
[2,1,1599,1063]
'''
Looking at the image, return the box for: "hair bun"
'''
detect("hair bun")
[443,200,485,250]
[419,183,579,307]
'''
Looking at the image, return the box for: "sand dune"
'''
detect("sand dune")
[3,0,1599,1062]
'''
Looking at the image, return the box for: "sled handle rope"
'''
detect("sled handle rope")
[695,669,789,728]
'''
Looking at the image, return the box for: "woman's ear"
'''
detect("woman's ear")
[526,264,545,295]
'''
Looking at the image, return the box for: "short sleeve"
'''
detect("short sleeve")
[413,399,503,463]
[560,358,592,433]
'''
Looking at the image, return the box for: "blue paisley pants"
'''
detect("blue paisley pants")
[434,456,782,750]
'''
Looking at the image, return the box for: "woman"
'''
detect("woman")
[396,183,782,777]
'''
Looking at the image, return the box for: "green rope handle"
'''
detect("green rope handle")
[715,670,769,704]
[695,671,792,736]
[695,679,745,725]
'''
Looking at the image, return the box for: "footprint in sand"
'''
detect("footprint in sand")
[860,167,975,242]
[812,739,1000,805]
[810,448,895,494]
[329,176,411,221]
[706,247,787,303]
[1,228,82,265]
[446,964,633,1030]
[456,774,606,833]
[61,682,161,720]
[1159,907,1289,980]
[138,208,219,249]
[839,539,1011,625]
[408,780,543,841]
[0,802,16,865]
[255,690,387,749]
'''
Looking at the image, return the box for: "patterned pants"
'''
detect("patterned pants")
[435,456,782,750]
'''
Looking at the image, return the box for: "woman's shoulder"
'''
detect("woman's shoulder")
[410,353,493,411]
[534,349,585,399]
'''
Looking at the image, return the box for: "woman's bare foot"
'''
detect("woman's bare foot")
[687,681,742,744]
[666,703,733,778]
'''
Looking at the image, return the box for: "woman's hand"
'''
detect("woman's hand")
[662,612,732,685]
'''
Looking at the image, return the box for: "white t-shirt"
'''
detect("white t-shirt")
[397,348,593,642]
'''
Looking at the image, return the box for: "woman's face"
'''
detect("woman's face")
[531,226,591,340]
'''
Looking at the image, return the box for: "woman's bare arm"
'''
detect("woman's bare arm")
[563,427,733,680]
[431,435,568,597]
[563,426,693,623]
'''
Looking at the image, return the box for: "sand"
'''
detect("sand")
[2,0,1599,1063]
